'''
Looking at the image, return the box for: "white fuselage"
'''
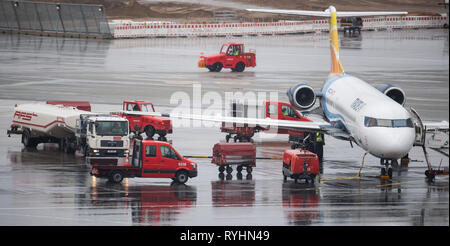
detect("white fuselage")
[320,73,416,159]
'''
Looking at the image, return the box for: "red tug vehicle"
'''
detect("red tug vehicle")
[198,43,256,72]
[90,139,197,184]
[118,100,172,141]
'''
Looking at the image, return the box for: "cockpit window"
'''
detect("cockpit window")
[364,117,414,128]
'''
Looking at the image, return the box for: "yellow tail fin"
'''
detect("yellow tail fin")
[329,6,344,75]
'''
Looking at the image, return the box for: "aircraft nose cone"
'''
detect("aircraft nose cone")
[370,128,415,159]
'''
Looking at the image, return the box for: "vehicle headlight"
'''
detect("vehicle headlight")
[190,162,197,168]
[93,149,99,153]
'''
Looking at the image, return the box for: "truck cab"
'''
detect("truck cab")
[265,101,311,134]
[198,43,256,72]
[90,140,198,184]
[121,100,172,140]
[76,114,130,157]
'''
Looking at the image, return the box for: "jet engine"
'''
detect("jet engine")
[286,83,317,110]
[372,84,406,105]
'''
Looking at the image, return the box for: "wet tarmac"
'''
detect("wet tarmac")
[0,29,448,226]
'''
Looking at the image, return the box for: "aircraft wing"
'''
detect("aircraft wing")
[119,110,351,137]
[246,8,408,17]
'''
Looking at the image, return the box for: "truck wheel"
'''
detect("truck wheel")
[109,171,124,183]
[22,130,38,148]
[235,62,245,72]
[145,126,155,139]
[213,62,223,72]
[175,170,189,184]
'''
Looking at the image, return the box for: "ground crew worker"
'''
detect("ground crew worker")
[314,132,324,162]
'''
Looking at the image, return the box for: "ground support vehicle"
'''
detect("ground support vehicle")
[75,114,130,157]
[340,17,363,34]
[282,149,320,184]
[198,43,256,72]
[7,102,130,156]
[221,101,311,142]
[118,100,172,141]
[90,139,197,184]
[212,142,256,177]
[221,122,260,143]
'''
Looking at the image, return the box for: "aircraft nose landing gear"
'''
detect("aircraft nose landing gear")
[380,158,397,179]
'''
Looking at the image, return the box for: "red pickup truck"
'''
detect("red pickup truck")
[90,139,198,184]
[198,43,256,72]
[119,100,172,141]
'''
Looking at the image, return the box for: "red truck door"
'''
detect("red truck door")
[159,145,183,178]
[224,44,242,67]
[141,143,160,178]
[141,143,182,178]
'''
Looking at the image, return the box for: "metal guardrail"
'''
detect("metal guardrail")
[0,0,112,38]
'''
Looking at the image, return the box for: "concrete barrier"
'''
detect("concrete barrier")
[110,16,448,39]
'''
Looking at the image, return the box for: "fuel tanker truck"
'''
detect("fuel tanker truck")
[7,102,130,157]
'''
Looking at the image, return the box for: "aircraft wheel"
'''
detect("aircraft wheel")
[388,168,393,179]
[381,167,386,176]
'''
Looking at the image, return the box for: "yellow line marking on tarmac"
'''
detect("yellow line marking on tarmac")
[164,81,199,85]
[215,81,251,85]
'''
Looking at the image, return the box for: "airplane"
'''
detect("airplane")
[120,6,449,179]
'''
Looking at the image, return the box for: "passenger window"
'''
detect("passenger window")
[268,104,278,115]
[145,145,156,157]
[161,146,181,160]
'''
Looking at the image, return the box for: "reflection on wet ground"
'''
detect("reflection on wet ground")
[0,29,448,225]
